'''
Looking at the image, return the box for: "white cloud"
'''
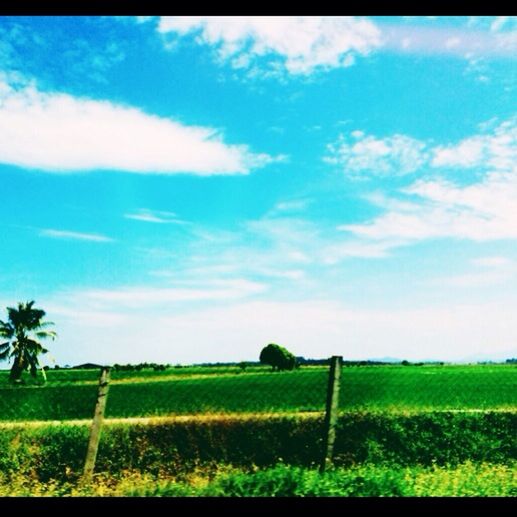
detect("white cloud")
[135,16,155,24]
[471,256,512,268]
[44,305,129,328]
[428,271,512,289]
[401,37,411,49]
[77,279,268,310]
[259,269,305,280]
[342,169,517,244]
[157,16,382,76]
[431,137,486,168]
[44,296,517,364]
[40,229,113,242]
[245,217,319,247]
[496,31,517,53]
[0,77,276,174]
[332,118,517,247]
[325,131,428,177]
[327,116,516,179]
[138,212,394,302]
[445,37,461,48]
[490,16,511,33]
[322,241,394,263]
[124,209,184,224]
[272,199,310,213]
[426,256,515,288]
[383,23,517,57]
[431,117,516,171]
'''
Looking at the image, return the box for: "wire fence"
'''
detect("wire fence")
[0,358,516,479]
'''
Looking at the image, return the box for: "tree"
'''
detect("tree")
[0,301,56,383]
[259,343,296,371]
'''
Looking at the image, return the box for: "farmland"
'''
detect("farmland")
[0,363,515,496]
[0,364,515,421]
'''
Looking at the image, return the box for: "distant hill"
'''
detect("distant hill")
[459,348,517,364]
[368,357,403,363]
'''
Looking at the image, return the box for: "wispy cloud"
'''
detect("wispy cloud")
[40,229,114,242]
[428,271,513,289]
[382,23,517,58]
[273,199,310,212]
[76,279,268,310]
[156,211,402,288]
[322,241,396,264]
[157,16,382,77]
[341,167,517,245]
[46,296,517,364]
[124,209,185,224]
[426,256,515,289]
[464,16,517,34]
[471,256,513,268]
[490,16,515,33]
[0,75,278,174]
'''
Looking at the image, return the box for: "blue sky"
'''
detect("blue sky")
[0,16,516,365]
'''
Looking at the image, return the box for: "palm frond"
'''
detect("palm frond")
[35,330,57,340]
[0,322,14,339]
[38,321,55,329]
[2,302,55,374]
[24,339,45,354]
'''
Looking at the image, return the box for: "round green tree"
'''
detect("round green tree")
[259,343,296,371]
[0,301,57,383]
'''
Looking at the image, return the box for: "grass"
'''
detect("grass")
[0,364,514,496]
[0,364,515,421]
[1,462,515,496]
[0,411,514,481]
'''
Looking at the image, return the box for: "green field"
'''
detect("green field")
[0,364,515,496]
[0,364,515,421]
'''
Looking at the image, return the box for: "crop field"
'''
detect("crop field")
[1,364,515,496]
[0,364,515,422]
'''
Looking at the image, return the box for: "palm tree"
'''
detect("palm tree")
[0,301,56,383]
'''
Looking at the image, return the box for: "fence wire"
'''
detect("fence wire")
[0,360,516,478]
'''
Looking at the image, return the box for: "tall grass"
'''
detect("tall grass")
[1,462,515,497]
[0,411,514,481]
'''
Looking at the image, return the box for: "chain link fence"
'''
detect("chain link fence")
[0,358,516,480]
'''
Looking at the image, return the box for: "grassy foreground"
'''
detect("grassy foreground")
[1,462,515,497]
[1,412,515,481]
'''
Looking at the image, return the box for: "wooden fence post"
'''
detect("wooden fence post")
[82,366,110,482]
[320,355,342,473]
